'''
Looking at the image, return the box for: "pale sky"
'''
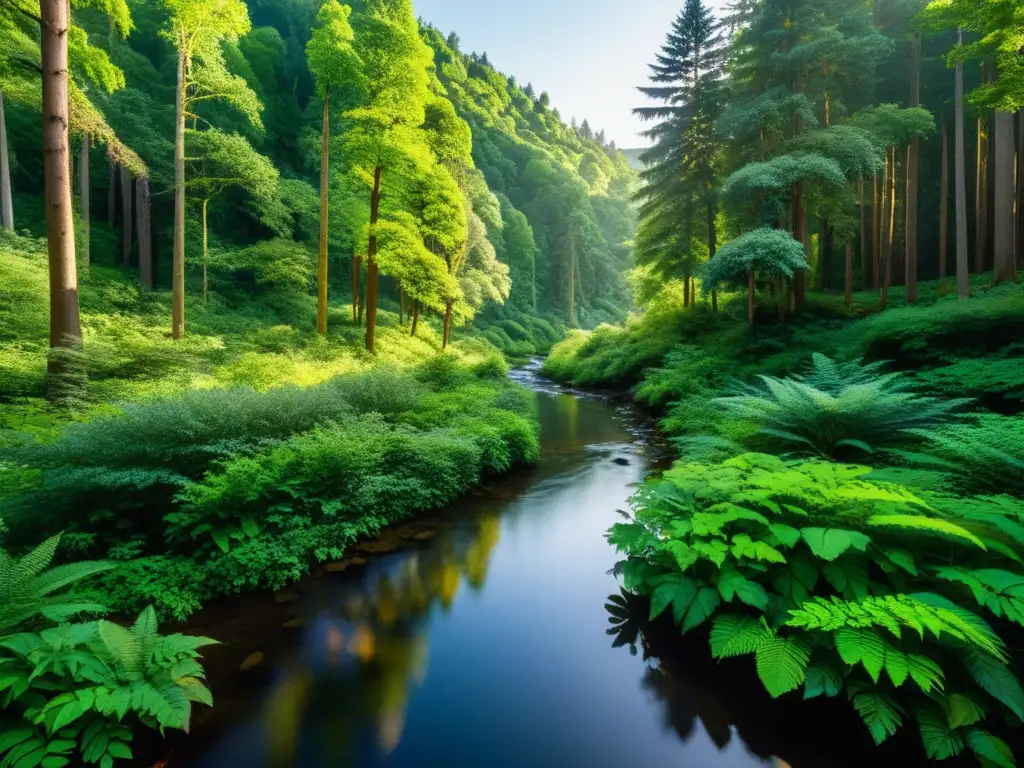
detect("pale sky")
[415,0,727,150]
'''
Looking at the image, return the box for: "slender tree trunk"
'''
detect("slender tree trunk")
[351,254,361,324]
[410,300,419,336]
[442,301,453,349]
[136,177,152,289]
[364,165,382,353]
[120,169,133,266]
[879,152,890,303]
[976,110,989,273]
[954,31,971,298]
[567,226,576,324]
[683,274,690,308]
[746,270,755,325]
[398,286,404,325]
[859,177,867,287]
[201,198,209,301]
[882,146,897,308]
[845,240,853,309]
[0,90,13,230]
[107,161,117,226]
[172,49,186,340]
[316,87,330,336]
[79,134,89,274]
[940,113,949,280]
[708,203,718,312]
[41,0,82,379]
[872,173,880,289]
[792,182,806,312]
[904,35,920,303]
[1017,109,1024,274]
[993,109,1016,284]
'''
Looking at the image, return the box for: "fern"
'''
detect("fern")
[713,355,968,459]
[787,595,1005,659]
[709,614,771,658]
[867,514,986,549]
[755,635,811,698]
[0,536,112,632]
[849,685,905,745]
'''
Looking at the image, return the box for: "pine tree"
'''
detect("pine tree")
[633,0,726,303]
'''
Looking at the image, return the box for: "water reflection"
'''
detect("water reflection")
[184,376,770,768]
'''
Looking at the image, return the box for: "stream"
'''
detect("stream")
[165,362,778,768]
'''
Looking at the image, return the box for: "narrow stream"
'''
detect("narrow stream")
[169,363,776,768]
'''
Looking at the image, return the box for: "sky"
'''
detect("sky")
[414,0,726,150]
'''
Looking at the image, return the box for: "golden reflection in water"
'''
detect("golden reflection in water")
[288,511,506,763]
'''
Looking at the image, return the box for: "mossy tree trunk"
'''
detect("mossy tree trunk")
[172,48,187,340]
[939,111,949,281]
[954,29,971,298]
[79,134,89,274]
[0,90,14,230]
[992,109,1016,284]
[904,35,921,303]
[364,164,381,353]
[317,87,330,336]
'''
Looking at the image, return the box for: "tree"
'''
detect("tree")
[702,228,808,325]
[184,128,281,301]
[954,28,971,297]
[0,89,11,229]
[164,0,262,340]
[992,108,1016,283]
[633,0,726,309]
[307,0,360,335]
[344,0,432,354]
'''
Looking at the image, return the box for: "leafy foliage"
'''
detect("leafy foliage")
[608,451,1024,761]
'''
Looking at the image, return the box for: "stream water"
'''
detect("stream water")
[169,362,779,768]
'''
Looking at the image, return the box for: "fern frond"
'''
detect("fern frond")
[867,514,986,550]
[787,595,1005,660]
[755,634,811,698]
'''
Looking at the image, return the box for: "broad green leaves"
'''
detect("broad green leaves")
[800,528,871,561]
[755,635,811,698]
[649,574,697,623]
[709,615,771,658]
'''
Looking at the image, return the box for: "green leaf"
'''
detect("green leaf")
[682,588,721,633]
[834,627,886,683]
[917,709,965,760]
[40,759,70,768]
[607,523,656,555]
[663,541,698,571]
[716,565,769,610]
[755,635,810,698]
[867,515,986,550]
[11,746,45,768]
[240,517,261,538]
[768,524,801,548]
[709,614,771,659]
[885,549,917,576]
[941,693,986,729]
[851,690,904,745]
[106,742,132,760]
[800,528,872,561]
[649,574,697,623]
[692,540,729,567]
[731,534,786,564]
[620,559,662,592]
[963,649,1024,721]
[822,558,869,601]
[211,530,231,554]
[803,662,843,699]
[0,730,33,755]
[966,729,1015,768]
[907,654,945,693]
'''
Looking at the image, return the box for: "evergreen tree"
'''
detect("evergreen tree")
[634,0,726,306]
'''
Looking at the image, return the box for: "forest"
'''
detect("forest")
[1,0,1023,764]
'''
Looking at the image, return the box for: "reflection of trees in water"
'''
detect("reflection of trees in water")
[264,512,504,766]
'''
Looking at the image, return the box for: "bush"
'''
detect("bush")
[609,452,1024,764]
[914,354,1024,409]
[711,354,969,459]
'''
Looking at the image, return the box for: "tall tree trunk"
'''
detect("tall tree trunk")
[746,270,755,325]
[410,300,419,337]
[939,112,949,280]
[872,173,880,289]
[136,177,153,289]
[792,182,806,313]
[442,301,453,349]
[993,110,1016,284]
[316,87,330,336]
[954,30,971,298]
[1017,109,1024,273]
[884,146,897,306]
[904,35,920,303]
[201,198,209,301]
[351,254,361,324]
[708,202,718,312]
[818,219,830,289]
[364,165,382,354]
[0,90,13,230]
[79,134,89,274]
[107,161,117,226]
[172,49,186,340]
[41,0,82,378]
[120,169,132,266]
[975,111,989,273]
[683,274,691,308]
[845,240,853,309]
[879,151,890,303]
[398,286,404,325]
[859,177,867,287]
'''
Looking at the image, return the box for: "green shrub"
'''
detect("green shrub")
[609,452,1024,764]
[471,354,510,380]
[712,354,968,459]
[0,537,215,767]
[413,354,474,391]
[914,355,1024,407]
[633,345,724,410]
[895,414,1024,498]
